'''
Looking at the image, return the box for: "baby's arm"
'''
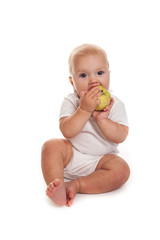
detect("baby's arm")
[92,98,128,143]
[59,107,91,138]
[96,118,128,143]
[60,87,101,138]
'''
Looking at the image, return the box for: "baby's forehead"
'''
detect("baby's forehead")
[69,45,109,74]
[74,52,105,60]
[73,53,109,68]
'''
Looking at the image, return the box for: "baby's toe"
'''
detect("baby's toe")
[53,179,60,187]
[47,184,53,192]
[46,189,51,196]
[49,182,55,189]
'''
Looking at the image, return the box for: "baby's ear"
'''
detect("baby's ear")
[69,76,77,93]
[69,76,74,86]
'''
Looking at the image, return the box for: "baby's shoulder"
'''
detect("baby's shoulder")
[111,93,124,107]
[65,92,79,101]
[63,92,80,108]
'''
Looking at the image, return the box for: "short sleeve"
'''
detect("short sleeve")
[109,96,129,127]
[59,93,79,119]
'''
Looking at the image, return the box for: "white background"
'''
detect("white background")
[0,0,160,239]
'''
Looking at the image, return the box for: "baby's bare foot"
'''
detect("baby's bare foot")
[65,180,80,207]
[46,179,66,206]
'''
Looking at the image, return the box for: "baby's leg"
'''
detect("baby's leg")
[68,154,130,194]
[41,139,73,206]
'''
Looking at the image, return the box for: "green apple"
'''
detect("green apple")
[95,86,111,111]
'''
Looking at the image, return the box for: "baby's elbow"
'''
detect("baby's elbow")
[118,126,129,143]
[59,119,68,138]
[113,126,129,144]
[59,126,69,138]
[59,125,74,139]
[61,131,72,139]
[116,136,127,144]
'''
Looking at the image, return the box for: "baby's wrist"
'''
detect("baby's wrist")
[95,117,110,124]
[79,106,92,116]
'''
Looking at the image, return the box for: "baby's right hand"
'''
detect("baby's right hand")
[80,87,102,113]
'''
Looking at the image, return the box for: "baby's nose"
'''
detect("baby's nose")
[89,75,98,83]
[89,78,99,84]
[88,79,99,90]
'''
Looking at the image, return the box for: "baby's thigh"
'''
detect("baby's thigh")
[60,139,73,168]
[42,138,73,167]
[96,154,130,175]
[96,154,130,184]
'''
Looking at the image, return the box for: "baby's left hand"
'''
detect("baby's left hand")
[92,97,114,120]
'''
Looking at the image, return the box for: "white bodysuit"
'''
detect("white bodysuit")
[59,92,129,180]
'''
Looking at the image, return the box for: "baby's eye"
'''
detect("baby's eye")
[80,73,87,78]
[97,71,104,75]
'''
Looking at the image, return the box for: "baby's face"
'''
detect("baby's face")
[70,54,110,97]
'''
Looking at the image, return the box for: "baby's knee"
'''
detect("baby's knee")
[41,139,60,156]
[41,138,72,157]
[114,161,130,186]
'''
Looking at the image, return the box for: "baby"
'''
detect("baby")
[41,43,130,207]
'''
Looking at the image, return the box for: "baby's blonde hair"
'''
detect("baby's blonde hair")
[68,43,109,75]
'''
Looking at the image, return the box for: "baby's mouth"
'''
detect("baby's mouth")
[88,83,100,90]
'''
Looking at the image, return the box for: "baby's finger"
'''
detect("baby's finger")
[80,90,88,98]
[95,98,101,106]
[91,89,102,100]
[93,91,102,101]
[109,97,114,106]
[87,86,100,97]
[103,107,110,112]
